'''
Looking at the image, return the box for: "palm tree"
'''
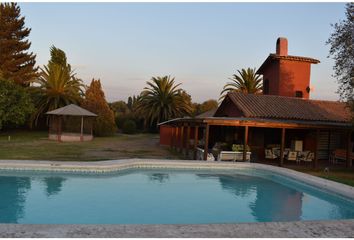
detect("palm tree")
[219,68,262,100]
[30,46,84,126]
[30,63,84,126]
[137,76,192,127]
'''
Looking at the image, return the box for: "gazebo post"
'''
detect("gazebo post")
[80,116,84,142]
[58,116,62,142]
[91,118,93,137]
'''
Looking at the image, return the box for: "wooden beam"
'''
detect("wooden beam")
[346,130,352,168]
[186,125,191,158]
[193,126,199,160]
[280,128,285,167]
[243,126,249,162]
[203,124,210,160]
[313,129,319,169]
[203,119,350,130]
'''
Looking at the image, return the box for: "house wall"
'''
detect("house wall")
[160,125,197,147]
[159,125,173,146]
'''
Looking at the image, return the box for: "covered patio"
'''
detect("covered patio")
[161,117,353,169]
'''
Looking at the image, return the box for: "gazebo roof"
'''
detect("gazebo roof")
[46,104,97,117]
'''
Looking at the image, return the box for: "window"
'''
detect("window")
[295,91,303,98]
[263,79,269,94]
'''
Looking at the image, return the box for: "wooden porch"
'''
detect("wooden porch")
[165,117,353,169]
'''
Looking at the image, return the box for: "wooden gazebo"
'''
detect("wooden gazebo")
[46,104,97,142]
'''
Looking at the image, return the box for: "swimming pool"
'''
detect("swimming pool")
[1,168,354,224]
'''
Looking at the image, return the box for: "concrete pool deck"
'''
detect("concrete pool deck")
[0,159,354,237]
[1,220,354,238]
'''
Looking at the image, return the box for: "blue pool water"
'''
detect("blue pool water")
[0,168,354,224]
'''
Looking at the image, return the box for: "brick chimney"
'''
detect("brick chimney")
[276,37,288,56]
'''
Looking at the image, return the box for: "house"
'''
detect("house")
[159,38,353,168]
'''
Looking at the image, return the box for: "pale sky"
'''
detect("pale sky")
[19,2,347,103]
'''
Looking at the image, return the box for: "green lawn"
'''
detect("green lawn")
[0,130,181,161]
[296,168,354,187]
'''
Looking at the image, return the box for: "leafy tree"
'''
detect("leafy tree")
[30,46,83,126]
[0,3,37,86]
[326,3,354,102]
[137,76,193,127]
[220,68,262,100]
[82,79,117,136]
[112,96,144,132]
[199,99,218,113]
[110,101,129,116]
[127,95,140,112]
[0,78,34,129]
[192,99,218,116]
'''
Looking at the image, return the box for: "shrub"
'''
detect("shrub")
[122,120,137,134]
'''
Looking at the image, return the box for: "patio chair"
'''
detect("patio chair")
[297,151,310,162]
[286,151,298,163]
[272,147,280,157]
[265,149,277,159]
[303,152,314,162]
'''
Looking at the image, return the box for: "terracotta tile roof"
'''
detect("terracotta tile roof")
[257,54,320,74]
[226,92,351,123]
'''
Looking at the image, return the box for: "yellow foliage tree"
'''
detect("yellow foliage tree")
[82,79,116,136]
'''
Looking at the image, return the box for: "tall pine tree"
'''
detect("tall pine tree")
[0,3,37,86]
[82,79,117,136]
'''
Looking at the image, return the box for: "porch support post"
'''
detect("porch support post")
[280,128,285,167]
[180,125,184,153]
[193,125,199,160]
[313,129,319,169]
[243,126,249,162]
[185,125,191,158]
[80,116,84,142]
[203,124,210,160]
[346,129,352,168]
